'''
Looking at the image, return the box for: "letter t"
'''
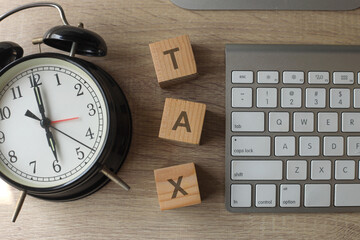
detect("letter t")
[163,47,180,69]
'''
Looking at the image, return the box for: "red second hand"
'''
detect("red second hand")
[51,117,79,124]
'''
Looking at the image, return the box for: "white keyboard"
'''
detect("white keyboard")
[225,44,360,212]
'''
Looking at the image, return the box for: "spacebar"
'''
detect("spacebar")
[335,184,360,206]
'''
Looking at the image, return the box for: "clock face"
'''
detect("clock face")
[0,57,109,189]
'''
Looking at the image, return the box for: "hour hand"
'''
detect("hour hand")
[33,79,46,119]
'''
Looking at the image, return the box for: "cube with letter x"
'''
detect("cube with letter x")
[159,98,206,145]
[154,163,201,210]
[149,35,198,88]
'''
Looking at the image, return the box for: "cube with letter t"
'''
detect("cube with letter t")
[159,98,206,145]
[149,35,198,88]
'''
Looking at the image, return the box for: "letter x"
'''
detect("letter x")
[168,176,188,199]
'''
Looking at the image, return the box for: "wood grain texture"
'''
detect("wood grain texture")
[1,0,360,239]
[149,35,198,87]
[159,98,206,144]
[154,162,201,210]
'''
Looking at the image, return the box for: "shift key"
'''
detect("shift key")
[232,160,283,180]
[232,136,271,156]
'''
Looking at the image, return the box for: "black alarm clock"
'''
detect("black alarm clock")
[0,2,132,222]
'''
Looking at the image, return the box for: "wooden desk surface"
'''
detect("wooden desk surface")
[1,1,360,239]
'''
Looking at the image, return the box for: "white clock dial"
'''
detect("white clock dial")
[0,58,109,188]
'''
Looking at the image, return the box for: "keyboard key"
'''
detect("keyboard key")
[283,71,304,84]
[334,184,360,206]
[354,89,360,108]
[232,71,253,83]
[342,113,360,132]
[232,112,264,132]
[330,88,350,108]
[311,160,331,180]
[275,136,295,156]
[269,112,289,132]
[231,136,271,156]
[347,137,360,156]
[333,72,354,84]
[335,160,355,180]
[304,184,331,207]
[293,112,314,132]
[299,136,320,156]
[257,71,279,84]
[231,160,283,180]
[308,72,330,84]
[281,88,302,108]
[256,88,277,108]
[306,88,326,108]
[280,184,300,207]
[287,160,307,180]
[318,112,338,132]
[231,184,251,207]
[255,184,276,207]
[232,88,252,108]
[323,136,344,156]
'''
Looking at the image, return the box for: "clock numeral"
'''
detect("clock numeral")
[74,83,84,96]
[0,131,5,143]
[85,127,94,140]
[0,106,11,120]
[8,150,17,163]
[87,103,96,116]
[11,86,23,100]
[55,73,61,86]
[29,73,42,88]
[76,147,85,160]
[53,159,61,173]
[29,161,36,174]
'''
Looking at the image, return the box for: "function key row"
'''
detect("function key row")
[232,71,356,85]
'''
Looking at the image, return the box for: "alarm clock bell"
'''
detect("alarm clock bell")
[0,41,23,69]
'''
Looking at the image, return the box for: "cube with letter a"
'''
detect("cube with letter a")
[159,98,206,145]
[154,163,201,210]
[149,35,198,88]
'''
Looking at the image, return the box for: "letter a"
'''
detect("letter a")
[172,111,191,132]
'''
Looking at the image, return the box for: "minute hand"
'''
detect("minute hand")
[46,128,58,161]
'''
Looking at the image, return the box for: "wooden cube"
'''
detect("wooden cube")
[159,98,206,145]
[149,35,198,88]
[154,163,201,210]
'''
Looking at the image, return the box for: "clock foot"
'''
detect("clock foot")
[12,190,27,223]
[101,167,130,191]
